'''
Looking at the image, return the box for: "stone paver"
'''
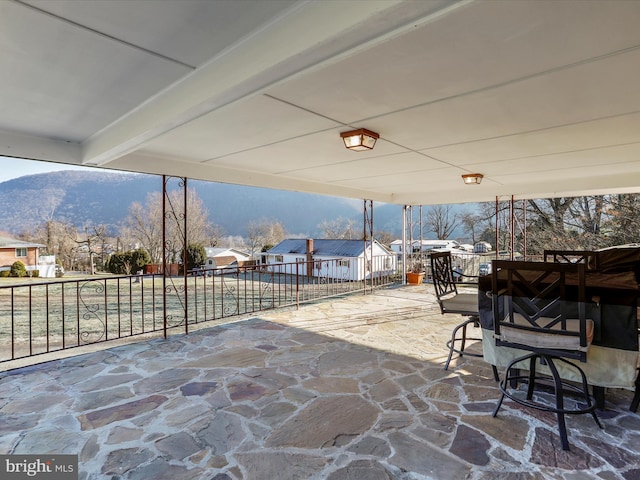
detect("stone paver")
[0,284,638,479]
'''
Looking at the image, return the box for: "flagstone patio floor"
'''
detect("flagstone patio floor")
[1,284,639,479]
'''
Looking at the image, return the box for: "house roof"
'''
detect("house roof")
[1,1,639,206]
[267,239,390,257]
[210,256,237,268]
[0,236,44,249]
[204,247,250,260]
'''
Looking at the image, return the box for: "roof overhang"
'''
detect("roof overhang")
[1,0,640,205]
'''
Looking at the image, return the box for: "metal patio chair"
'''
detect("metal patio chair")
[430,250,483,370]
[491,260,602,451]
[543,249,599,270]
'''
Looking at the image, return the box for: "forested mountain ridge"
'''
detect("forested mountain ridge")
[2,170,632,254]
[0,170,403,238]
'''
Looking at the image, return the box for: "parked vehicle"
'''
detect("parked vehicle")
[479,262,492,276]
[474,242,492,253]
[456,243,475,252]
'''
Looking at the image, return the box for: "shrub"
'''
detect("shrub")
[130,248,151,272]
[0,270,9,278]
[106,252,125,274]
[10,261,27,277]
[106,248,151,274]
[184,244,207,271]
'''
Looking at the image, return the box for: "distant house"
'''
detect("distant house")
[474,241,492,253]
[264,239,396,281]
[390,239,462,255]
[0,236,45,275]
[412,239,461,252]
[389,239,405,255]
[202,247,251,272]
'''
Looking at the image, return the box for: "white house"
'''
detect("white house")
[202,247,251,273]
[389,239,405,255]
[412,239,462,252]
[264,239,397,281]
[390,239,463,255]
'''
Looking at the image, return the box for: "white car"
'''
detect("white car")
[479,263,492,276]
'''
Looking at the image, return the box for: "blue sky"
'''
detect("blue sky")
[0,156,95,183]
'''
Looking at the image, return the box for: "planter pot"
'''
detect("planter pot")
[406,272,425,285]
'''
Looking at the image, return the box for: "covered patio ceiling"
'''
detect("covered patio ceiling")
[1,0,640,206]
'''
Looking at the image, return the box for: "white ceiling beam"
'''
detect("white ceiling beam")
[80,0,414,167]
[0,129,82,165]
[107,152,395,203]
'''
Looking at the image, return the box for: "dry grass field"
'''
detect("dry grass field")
[0,271,368,364]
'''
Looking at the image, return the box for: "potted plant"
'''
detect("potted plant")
[406,263,425,285]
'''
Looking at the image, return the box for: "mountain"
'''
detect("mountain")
[0,171,406,238]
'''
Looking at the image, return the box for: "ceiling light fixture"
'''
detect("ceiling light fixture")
[462,173,483,185]
[340,128,379,151]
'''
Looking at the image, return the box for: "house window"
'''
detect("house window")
[338,259,350,268]
[15,248,27,258]
[274,255,283,263]
[296,257,306,263]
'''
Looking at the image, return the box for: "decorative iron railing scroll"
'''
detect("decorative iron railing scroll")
[78,278,107,343]
[162,175,188,336]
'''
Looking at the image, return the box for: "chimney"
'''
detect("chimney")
[306,239,314,277]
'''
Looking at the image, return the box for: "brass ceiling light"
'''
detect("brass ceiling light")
[462,173,483,185]
[340,128,379,151]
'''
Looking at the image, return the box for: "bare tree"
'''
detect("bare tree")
[604,194,640,245]
[318,217,359,239]
[245,218,286,257]
[525,197,603,254]
[22,219,79,270]
[528,198,574,230]
[472,202,501,245]
[208,223,225,248]
[374,230,396,248]
[120,193,164,263]
[75,224,109,274]
[424,205,458,239]
[566,195,607,250]
[218,235,248,250]
[181,188,218,246]
[245,221,264,258]
[459,211,484,244]
[120,189,216,264]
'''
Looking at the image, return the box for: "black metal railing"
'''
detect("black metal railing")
[407,250,497,281]
[187,256,396,324]
[0,257,396,365]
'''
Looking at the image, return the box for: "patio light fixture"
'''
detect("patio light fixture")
[462,173,483,185]
[340,128,379,151]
